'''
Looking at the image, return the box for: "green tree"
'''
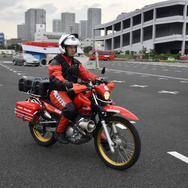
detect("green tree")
[83,46,92,54]
[125,50,130,55]
[139,46,147,55]
[7,44,20,52]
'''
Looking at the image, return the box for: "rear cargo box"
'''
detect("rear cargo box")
[33,79,49,96]
[15,101,42,122]
[18,77,49,96]
[18,77,34,92]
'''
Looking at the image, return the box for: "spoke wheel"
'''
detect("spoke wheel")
[29,123,56,147]
[94,116,141,170]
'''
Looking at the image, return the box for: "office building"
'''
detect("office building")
[53,19,62,33]
[61,12,75,34]
[17,24,25,40]
[34,24,64,42]
[87,8,101,38]
[74,23,80,36]
[79,20,87,39]
[93,0,188,55]
[25,8,46,41]
[0,33,5,47]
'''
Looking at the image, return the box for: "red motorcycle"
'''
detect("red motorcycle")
[15,68,141,170]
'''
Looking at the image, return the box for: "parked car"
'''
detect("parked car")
[12,53,40,66]
[167,57,175,61]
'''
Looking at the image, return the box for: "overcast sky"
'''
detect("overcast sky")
[0,0,164,39]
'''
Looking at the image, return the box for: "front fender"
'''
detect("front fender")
[103,106,139,120]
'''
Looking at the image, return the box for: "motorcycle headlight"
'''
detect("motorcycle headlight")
[104,91,110,100]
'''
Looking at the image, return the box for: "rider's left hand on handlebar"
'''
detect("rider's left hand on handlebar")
[73,83,87,94]
[94,78,108,85]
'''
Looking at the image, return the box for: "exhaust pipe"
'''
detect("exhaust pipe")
[78,118,96,133]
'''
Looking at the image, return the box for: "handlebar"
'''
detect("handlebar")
[67,78,111,94]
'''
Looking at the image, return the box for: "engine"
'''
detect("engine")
[65,117,96,144]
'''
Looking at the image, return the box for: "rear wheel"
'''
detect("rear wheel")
[29,122,56,147]
[94,116,141,170]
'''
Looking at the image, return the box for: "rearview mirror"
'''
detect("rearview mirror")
[101,67,106,75]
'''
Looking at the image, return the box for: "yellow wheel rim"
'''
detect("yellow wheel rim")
[33,125,53,142]
[97,121,135,166]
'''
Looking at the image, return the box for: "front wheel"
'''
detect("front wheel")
[29,123,56,147]
[94,116,141,170]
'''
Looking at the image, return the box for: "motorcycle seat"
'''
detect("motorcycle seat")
[41,97,57,108]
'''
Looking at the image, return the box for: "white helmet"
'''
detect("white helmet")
[59,34,80,54]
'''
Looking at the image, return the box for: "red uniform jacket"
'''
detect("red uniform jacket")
[48,54,98,91]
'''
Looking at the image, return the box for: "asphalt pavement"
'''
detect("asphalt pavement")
[0,60,187,188]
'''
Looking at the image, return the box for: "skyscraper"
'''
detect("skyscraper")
[25,9,46,41]
[74,23,80,36]
[53,19,62,33]
[79,20,87,39]
[61,12,75,34]
[87,8,101,38]
[17,24,25,40]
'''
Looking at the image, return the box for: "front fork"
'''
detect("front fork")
[92,92,116,153]
[101,120,115,153]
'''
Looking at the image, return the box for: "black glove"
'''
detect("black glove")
[94,78,108,85]
[103,79,109,85]
[62,81,73,91]
[94,78,102,84]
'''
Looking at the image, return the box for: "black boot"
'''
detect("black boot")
[54,132,69,144]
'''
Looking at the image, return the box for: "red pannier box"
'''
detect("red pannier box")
[15,101,42,122]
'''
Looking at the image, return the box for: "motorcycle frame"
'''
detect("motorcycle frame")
[18,81,138,154]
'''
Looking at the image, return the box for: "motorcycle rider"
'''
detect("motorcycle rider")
[48,34,98,144]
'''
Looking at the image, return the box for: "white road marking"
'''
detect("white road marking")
[113,71,121,74]
[112,80,126,83]
[167,151,188,164]
[0,64,27,76]
[107,68,188,81]
[140,75,150,77]
[158,77,168,80]
[126,72,135,75]
[180,80,188,84]
[130,121,136,124]
[130,84,148,88]
[158,90,179,95]
[0,84,3,86]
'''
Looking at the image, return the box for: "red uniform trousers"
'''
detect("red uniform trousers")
[50,90,76,133]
